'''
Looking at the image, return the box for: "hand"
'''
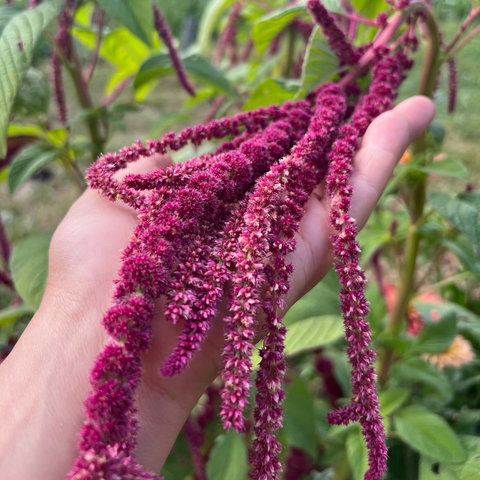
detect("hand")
[0,96,435,479]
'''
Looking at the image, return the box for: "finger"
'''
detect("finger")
[113,153,173,179]
[345,95,435,229]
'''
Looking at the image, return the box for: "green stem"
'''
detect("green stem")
[419,271,473,293]
[68,46,106,159]
[59,150,86,192]
[378,6,441,386]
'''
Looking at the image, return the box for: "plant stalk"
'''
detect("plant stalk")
[378,6,441,386]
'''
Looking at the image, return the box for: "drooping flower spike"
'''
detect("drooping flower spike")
[326,49,413,480]
[152,5,196,97]
[307,0,361,66]
[68,2,419,479]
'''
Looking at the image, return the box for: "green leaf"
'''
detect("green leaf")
[197,0,237,55]
[420,435,480,480]
[0,304,34,327]
[395,405,466,463]
[429,192,480,249]
[408,311,457,355]
[253,6,305,55]
[135,53,237,98]
[284,269,340,325]
[12,68,50,117]
[96,0,154,46]
[74,3,95,28]
[7,124,42,137]
[393,357,453,401]
[413,158,468,179]
[441,235,480,279]
[11,234,51,310]
[0,5,22,36]
[300,26,340,94]
[0,0,65,157]
[133,53,172,88]
[183,54,237,99]
[352,0,388,18]
[243,79,296,111]
[285,315,344,356]
[206,430,248,480]
[149,112,190,138]
[379,387,410,417]
[346,428,369,480]
[283,377,317,457]
[8,144,58,194]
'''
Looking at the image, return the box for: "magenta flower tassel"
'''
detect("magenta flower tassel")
[87,103,293,207]
[307,0,361,66]
[214,2,243,66]
[326,50,412,480]
[247,84,347,480]
[161,103,313,376]
[153,5,196,97]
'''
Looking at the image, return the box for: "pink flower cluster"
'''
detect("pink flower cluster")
[326,49,412,480]
[68,3,416,480]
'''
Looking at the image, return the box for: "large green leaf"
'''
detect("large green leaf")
[300,26,340,94]
[441,235,480,279]
[0,304,34,327]
[197,0,237,55]
[284,269,340,325]
[183,55,237,98]
[96,0,154,46]
[379,387,410,417]
[408,311,456,355]
[0,0,65,157]
[413,158,468,179]
[346,428,369,480]
[12,68,50,117]
[243,78,296,111]
[11,234,51,310]
[253,5,305,54]
[0,5,22,35]
[285,315,344,356]
[206,430,248,480]
[429,192,480,250]
[135,53,237,98]
[133,53,172,88]
[283,377,317,457]
[421,435,480,479]
[8,144,58,194]
[395,405,466,463]
[393,357,453,404]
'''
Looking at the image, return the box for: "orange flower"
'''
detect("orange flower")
[399,150,412,165]
[424,335,475,370]
[383,283,444,335]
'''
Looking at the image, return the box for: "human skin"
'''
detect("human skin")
[0,96,435,479]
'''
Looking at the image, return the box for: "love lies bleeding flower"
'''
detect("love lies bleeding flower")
[67,2,419,478]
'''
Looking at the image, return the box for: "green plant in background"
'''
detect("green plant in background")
[0,0,479,479]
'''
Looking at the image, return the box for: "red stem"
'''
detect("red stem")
[85,11,103,83]
[445,6,480,54]
[100,79,130,108]
[339,13,404,88]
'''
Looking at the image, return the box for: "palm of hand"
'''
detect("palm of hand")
[46,96,433,472]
